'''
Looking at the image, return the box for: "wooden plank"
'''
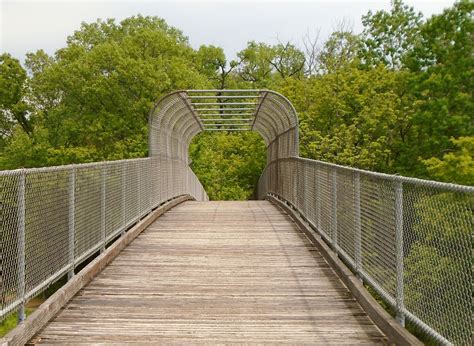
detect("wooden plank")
[29,201,388,344]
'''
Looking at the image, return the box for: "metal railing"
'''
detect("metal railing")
[0,156,207,322]
[258,156,473,345]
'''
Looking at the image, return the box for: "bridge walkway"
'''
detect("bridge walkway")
[30,201,387,344]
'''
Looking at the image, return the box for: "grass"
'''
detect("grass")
[0,276,68,338]
[0,307,35,337]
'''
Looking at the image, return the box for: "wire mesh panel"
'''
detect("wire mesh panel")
[137,159,152,217]
[0,172,22,317]
[360,173,398,300]
[402,181,472,344]
[336,169,356,261]
[258,156,473,345]
[24,168,70,298]
[0,157,207,322]
[317,164,333,242]
[104,162,124,239]
[75,164,103,261]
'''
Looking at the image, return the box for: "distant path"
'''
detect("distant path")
[30,201,386,344]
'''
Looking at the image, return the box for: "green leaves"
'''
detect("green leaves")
[236,41,305,87]
[423,137,474,186]
[361,0,423,69]
[189,132,266,200]
[0,54,31,139]
[0,16,209,169]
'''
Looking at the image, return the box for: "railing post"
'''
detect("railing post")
[315,164,321,232]
[295,160,300,208]
[17,169,26,323]
[354,172,362,280]
[101,164,106,252]
[148,160,152,212]
[68,166,75,280]
[394,180,405,326]
[301,161,307,217]
[160,154,164,203]
[121,163,126,235]
[138,164,142,216]
[331,168,338,253]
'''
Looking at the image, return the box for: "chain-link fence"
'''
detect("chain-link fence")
[0,156,207,323]
[258,157,473,345]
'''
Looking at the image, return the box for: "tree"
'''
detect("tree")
[236,41,275,86]
[236,41,306,86]
[290,65,410,172]
[318,31,361,74]
[404,1,474,178]
[270,42,306,79]
[0,16,209,169]
[0,54,31,142]
[196,45,241,89]
[302,29,321,76]
[361,0,423,69]
[189,132,266,200]
[423,137,474,186]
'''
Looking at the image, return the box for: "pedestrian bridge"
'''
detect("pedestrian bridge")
[0,90,472,345]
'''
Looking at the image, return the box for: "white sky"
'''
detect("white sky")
[1,0,454,63]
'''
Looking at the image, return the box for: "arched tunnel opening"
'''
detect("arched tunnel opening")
[148,89,299,201]
[189,131,266,200]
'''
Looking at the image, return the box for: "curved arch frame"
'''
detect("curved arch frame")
[148,89,299,166]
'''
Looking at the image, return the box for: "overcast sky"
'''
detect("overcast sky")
[1,0,454,63]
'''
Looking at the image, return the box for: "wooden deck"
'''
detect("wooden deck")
[31,201,387,344]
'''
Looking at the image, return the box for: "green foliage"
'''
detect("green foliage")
[423,137,474,186]
[0,16,209,169]
[404,2,474,177]
[237,42,275,87]
[0,308,35,337]
[0,54,31,144]
[189,132,266,200]
[319,31,361,73]
[361,0,423,69]
[281,64,412,172]
[236,41,305,87]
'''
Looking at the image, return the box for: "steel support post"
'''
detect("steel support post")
[301,162,307,217]
[295,161,299,209]
[17,170,26,323]
[394,180,405,326]
[148,160,153,212]
[137,165,142,216]
[68,166,75,280]
[354,172,362,280]
[315,164,321,232]
[331,168,338,253]
[101,165,106,252]
[121,163,126,236]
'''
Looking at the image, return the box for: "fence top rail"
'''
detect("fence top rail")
[0,157,150,176]
[289,156,474,193]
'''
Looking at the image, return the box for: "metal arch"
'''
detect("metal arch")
[164,104,190,159]
[149,91,203,163]
[253,91,299,158]
[148,89,300,164]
